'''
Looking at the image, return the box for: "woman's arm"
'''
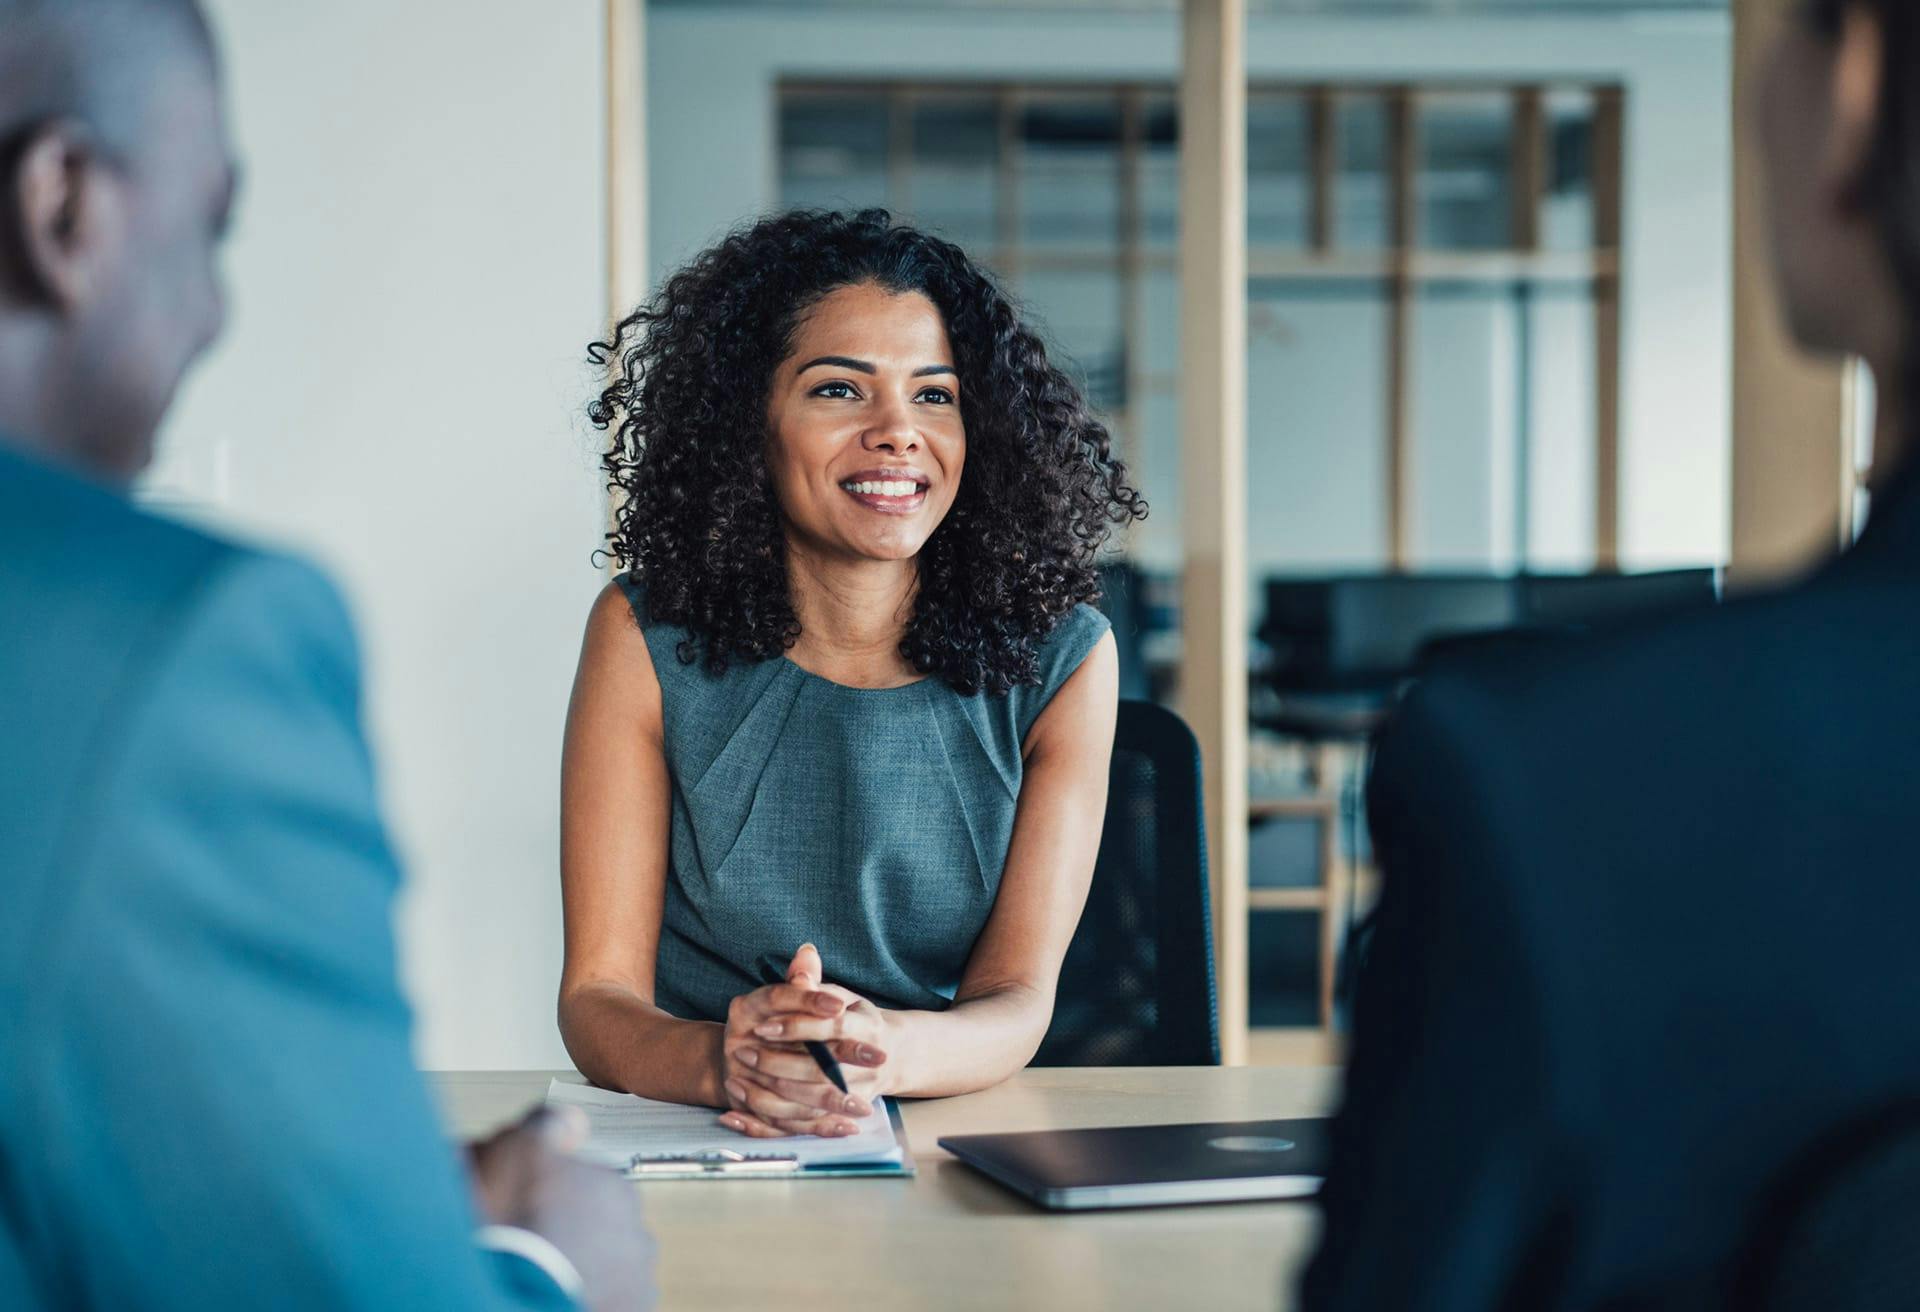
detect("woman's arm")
[885,629,1120,1095]
[557,582,726,1108]
[724,631,1120,1129]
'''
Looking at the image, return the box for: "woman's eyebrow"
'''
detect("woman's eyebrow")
[795,356,957,378]
[797,355,875,375]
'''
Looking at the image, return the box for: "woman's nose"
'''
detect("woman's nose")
[861,398,920,452]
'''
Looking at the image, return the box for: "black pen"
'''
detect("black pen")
[756,961,849,1095]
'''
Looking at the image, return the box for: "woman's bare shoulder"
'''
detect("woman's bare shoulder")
[574,576,662,730]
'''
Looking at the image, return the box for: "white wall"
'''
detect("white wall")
[648,5,1733,569]
[146,0,610,1070]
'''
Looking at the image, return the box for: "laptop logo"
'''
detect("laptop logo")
[1207,1136,1297,1154]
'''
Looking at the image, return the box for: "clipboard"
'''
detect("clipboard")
[621,1099,916,1181]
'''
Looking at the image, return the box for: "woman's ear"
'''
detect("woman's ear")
[1827,3,1885,215]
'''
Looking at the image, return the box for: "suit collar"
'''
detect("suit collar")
[0,430,130,498]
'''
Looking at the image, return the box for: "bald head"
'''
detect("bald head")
[0,0,233,483]
[0,0,215,151]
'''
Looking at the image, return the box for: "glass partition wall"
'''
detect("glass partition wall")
[780,80,1623,582]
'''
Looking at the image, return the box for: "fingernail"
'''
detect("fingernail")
[799,942,816,954]
[860,1046,882,1063]
[737,1048,759,1067]
[725,1080,747,1103]
[720,1115,742,1131]
[755,1023,782,1038]
[834,1122,856,1137]
[847,1097,870,1116]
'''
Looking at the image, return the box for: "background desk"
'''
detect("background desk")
[436,1067,1339,1311]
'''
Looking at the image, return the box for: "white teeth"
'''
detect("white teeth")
[845,479,922,497]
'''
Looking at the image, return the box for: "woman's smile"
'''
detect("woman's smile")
[839,466,930,514]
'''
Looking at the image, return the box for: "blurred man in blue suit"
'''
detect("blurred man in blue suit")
[0,3,653,1307]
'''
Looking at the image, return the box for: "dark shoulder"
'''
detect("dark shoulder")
[1372,579,1869,824]
[1417,583,1838,728]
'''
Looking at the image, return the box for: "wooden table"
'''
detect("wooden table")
[436,1067,1339,1312]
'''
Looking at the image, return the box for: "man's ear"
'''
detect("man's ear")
[1828,3,1886,217]
[6,119,125,312]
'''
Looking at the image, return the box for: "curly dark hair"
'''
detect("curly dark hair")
[587,209,1146,696]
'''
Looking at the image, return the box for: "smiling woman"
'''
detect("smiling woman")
[761,284,969,596]
[559,210,1146,1138]
[588,208,1143,693]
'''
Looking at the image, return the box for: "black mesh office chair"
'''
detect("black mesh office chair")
[1732,1101,1920,1311]
[1032,699,1219,1067]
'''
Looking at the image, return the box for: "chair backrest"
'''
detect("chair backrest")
[1032,700,1219,1067]
[1732,1100,1920,1312]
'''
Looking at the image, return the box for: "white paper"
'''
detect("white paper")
[544,1079,902,1170]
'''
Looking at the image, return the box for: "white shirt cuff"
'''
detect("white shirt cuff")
[476,1224,586,1304]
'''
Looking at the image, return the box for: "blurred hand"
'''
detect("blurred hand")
[468,1105,657,1312]
[719,943,891,1139]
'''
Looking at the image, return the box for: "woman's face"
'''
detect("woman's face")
[764,282,966,564]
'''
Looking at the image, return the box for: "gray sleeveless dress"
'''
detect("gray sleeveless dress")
[617,577,1111,1021]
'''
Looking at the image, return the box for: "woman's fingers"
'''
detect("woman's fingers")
[739,1033,884,1069]
[733,984,841,1025]
[730,984,845,1032]
[771,984,844,1017]
[827,1037,888,1067]
[724,1076,837,1126]
[786,942,824,989]
[718,1106,858,1139]
[735,1065,871,1118]
[753,1012,866,1043]
[717,1110,789,1138]
[738,1044,835,1083]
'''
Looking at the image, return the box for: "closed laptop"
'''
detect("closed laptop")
[940,1118,1328,1211]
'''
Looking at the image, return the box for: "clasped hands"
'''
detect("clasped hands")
[719,943,891,1138]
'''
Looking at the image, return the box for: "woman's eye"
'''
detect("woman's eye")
[812,381,859,399]
[916,388,955,405]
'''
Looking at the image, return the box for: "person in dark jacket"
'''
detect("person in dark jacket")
[1302,3,1920,1308]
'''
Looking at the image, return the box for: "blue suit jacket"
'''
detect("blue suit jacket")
[0,442,571,1310]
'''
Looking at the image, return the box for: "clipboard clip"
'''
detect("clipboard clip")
[627,1149,801,1176]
